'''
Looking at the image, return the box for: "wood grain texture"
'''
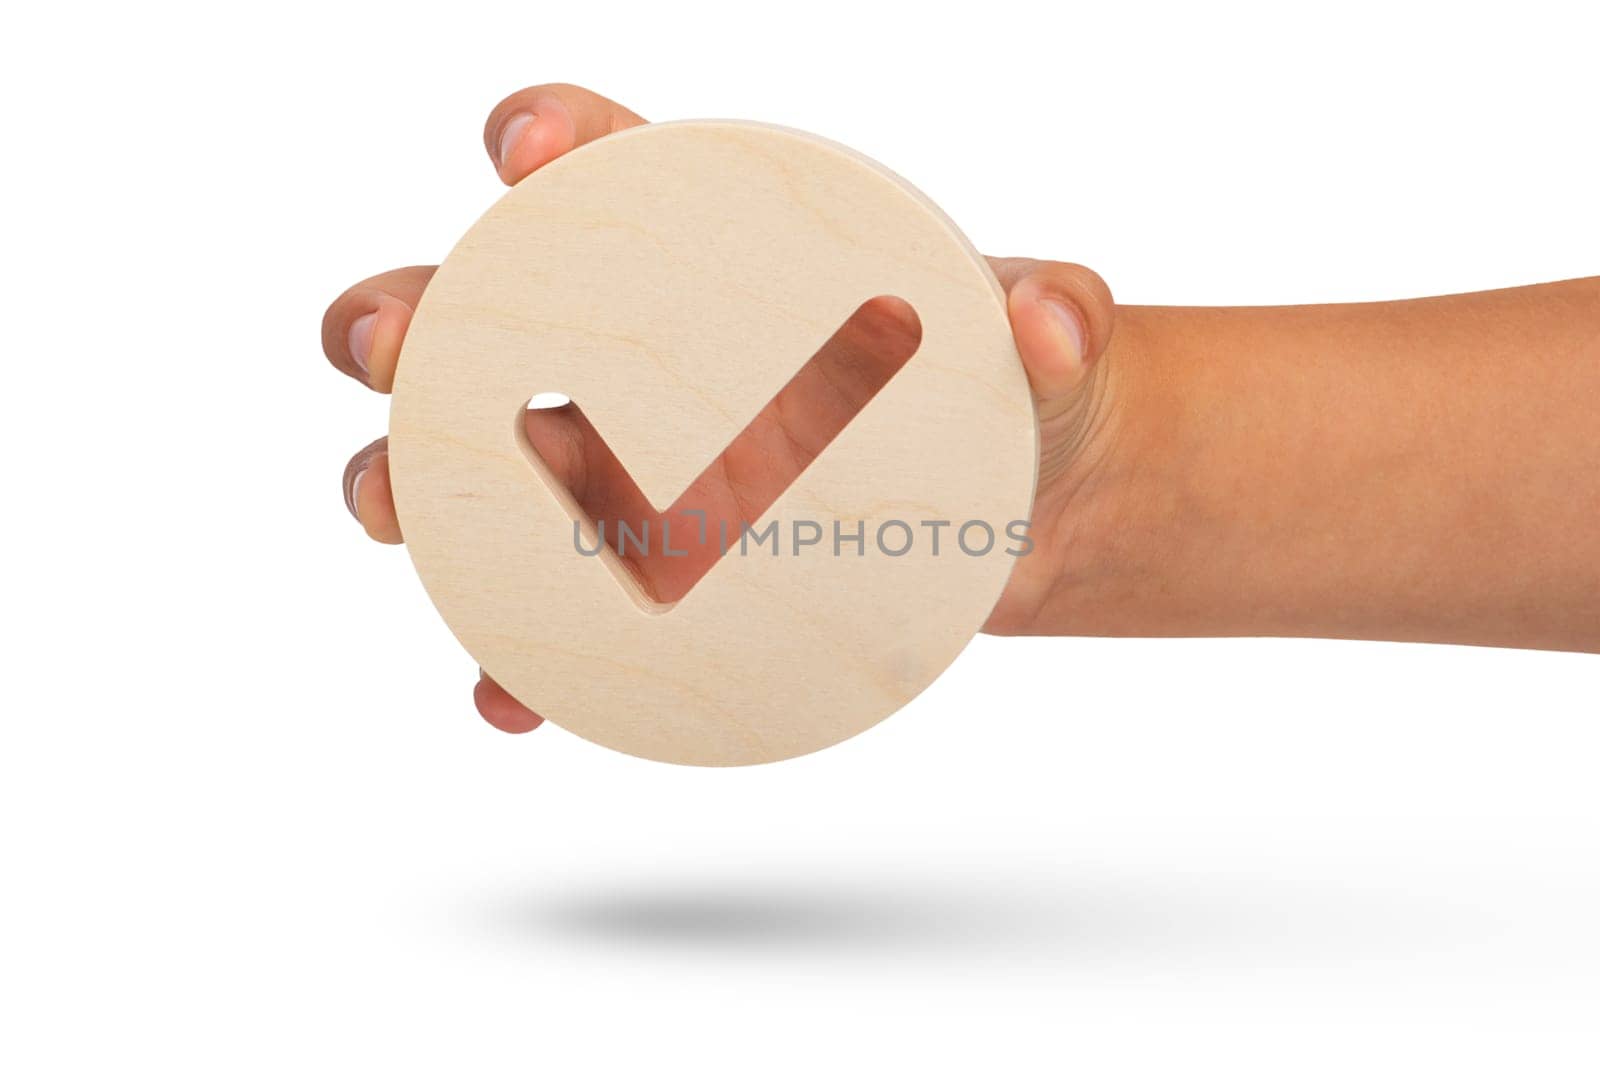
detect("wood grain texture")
[389,121,1036,765]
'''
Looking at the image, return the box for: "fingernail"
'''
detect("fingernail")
[498,112,535,170]
[345,460,370,522]
[347,311,377,378]
[1040,298,1086,367]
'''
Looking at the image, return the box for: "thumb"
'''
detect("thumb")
[990,257,1116,405]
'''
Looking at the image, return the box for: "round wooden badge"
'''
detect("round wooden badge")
[390,121,1037,765]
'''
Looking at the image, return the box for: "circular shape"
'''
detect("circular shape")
[390,121,1037,766]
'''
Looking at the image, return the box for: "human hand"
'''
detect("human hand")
[323,84,1122,733]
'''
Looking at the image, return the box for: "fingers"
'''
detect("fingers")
[325,86,649,391]
[343,438,403,544]
[321,266,437,393]
[327,268,432,547]
[328,267,431,546]
[336,85,648,740]
[474,672,546,734]
[989,257,1116,405]
[343,440,547,732]
[483,83,648,185]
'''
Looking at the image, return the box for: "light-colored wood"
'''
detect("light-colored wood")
[389,121,1036,766]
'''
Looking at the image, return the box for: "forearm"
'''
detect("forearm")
[1038,278,1600,652]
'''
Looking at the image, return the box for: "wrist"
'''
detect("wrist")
[1003,304,1280,639]
[986,305,1164,635]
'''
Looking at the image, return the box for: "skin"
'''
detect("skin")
[323,84,1600,735]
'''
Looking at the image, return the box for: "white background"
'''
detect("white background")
[3,1,1597,1061]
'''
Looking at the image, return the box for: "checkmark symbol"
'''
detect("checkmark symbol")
[516,296,923,611]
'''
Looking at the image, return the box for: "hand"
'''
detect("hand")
[322,84,1122,734]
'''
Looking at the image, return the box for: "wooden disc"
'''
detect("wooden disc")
[390,121,1037,765]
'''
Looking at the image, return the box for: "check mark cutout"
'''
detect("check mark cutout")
[516,296,923,613]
